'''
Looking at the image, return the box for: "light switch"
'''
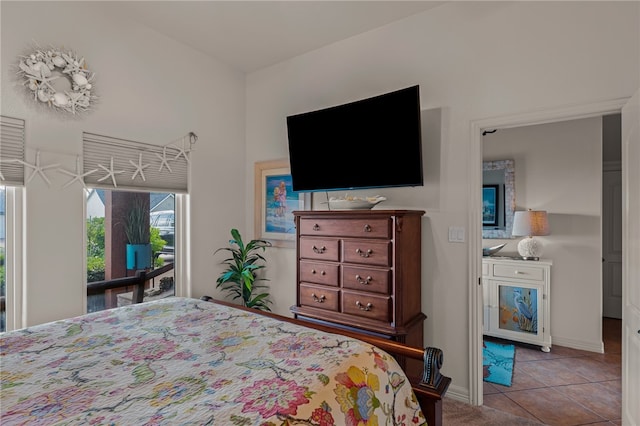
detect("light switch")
[448,226,465,243]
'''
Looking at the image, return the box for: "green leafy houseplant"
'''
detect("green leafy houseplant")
[215,229,272,311]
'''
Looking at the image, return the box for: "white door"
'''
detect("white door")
[602,168,623,319]
[622,89,640,426]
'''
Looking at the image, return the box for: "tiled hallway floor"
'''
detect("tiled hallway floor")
[483,318,622,426]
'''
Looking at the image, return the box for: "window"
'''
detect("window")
[82,131,191,312]
[86,190,176,312]
[0,186,24,332]
[1,186,5,332]
[1,116,25,332]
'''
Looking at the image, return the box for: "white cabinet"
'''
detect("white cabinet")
[482,257,552,352]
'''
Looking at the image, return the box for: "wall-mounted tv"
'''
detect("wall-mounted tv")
[286,85,423,192]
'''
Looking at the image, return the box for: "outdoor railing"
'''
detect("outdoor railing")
[87,262,174,304]
[0,263,175,331]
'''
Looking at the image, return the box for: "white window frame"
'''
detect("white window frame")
[174,193,190,298]
[4,186,25,331]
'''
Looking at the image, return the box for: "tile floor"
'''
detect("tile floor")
[483,318,622,426]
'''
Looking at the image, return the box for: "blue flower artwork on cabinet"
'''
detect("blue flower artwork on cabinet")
[264,174,298,234]
[498,285,538,334]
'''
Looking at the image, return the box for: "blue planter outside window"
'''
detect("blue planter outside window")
[126,244,152,270]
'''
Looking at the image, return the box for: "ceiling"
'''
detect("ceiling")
[112,1,445,73]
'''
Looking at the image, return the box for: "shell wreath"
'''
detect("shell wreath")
[18,47,96,114]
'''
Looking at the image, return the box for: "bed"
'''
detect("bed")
[0,297,448,425]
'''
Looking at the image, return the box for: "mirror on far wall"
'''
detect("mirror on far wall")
[482,159,515,239]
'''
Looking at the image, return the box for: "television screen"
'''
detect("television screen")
[286,85,423,192]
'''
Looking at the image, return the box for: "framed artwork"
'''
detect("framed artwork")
[482,184,499,226]
[498,285,538,334]
[254,159,308,248]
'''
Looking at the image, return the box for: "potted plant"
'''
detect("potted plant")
[215,228,272,311]
[124,197,152,270]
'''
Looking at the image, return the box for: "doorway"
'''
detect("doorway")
[602,114,623,320]
[477,115,622,422]
[469,98,628,407]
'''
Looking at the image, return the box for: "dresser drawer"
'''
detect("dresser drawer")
[493,264,544,281]
[300,284,340,312]
[342,291,391,322]
[299,218,391,239]
[342,266,390,295]
[343,240,391,267]
[300,261,339,286]
[299,238,340,261]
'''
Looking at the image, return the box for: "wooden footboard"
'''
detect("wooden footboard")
[205,298,451,426]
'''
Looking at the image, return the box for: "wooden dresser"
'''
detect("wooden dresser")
[290,209,426,370]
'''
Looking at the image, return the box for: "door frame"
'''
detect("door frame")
[468,97,629,405]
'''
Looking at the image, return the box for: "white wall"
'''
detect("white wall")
[245,1,639,398]
[1,2,246,325]
[483,117,604,351]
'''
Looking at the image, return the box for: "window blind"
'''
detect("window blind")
[83,132,191,193]
[0,116,26,186]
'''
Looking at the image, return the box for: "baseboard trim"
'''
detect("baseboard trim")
[444,383,472,404]
[551,336,604,353]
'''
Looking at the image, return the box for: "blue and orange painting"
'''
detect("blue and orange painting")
[498,286,538,334]
[264,174,298,234]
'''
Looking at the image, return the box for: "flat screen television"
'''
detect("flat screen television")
[286,85,423,192]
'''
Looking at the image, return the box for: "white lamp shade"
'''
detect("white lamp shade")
[512,210,549,260]
[512,210,550,237]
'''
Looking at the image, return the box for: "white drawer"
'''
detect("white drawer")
[493,264,544,281]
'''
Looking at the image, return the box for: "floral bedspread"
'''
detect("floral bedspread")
[1,297,426,425]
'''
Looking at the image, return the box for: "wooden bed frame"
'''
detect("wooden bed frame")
[206,298,451,426]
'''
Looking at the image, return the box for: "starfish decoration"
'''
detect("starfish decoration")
[61,53,86,75]
[155,147,173,173]
[58,156,97,189]
[67,91,83,115]
[19,61,60,96]
[14,150,60,187]
[20,62,60,102]
[170,136,191,164]
[97,156,125,187]
[129,153,150,181]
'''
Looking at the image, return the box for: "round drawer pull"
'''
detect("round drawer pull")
[355,301,373,311]
[313,224,320,231]
[312,245,326,254]
[311,293,326,303]
[356,248,373,258]
[363,224,372,232]
[355,275,372,285]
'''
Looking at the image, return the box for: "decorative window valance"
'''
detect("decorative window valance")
[0,116,26,186]
[82,132,194,193]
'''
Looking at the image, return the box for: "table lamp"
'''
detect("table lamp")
[512,209,550,260]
